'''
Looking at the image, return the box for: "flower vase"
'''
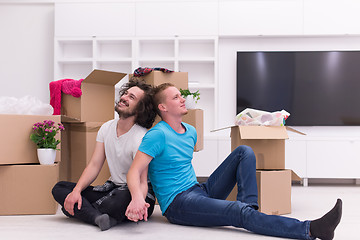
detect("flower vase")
[185,95,197,109]
[37,148,56,165]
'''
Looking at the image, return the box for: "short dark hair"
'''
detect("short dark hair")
[117,78,156,129]
[153,83,174,117]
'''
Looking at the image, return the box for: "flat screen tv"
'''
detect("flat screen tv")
[236,51,360,126]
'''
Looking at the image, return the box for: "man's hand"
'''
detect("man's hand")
[125,199,150,222]
[64,190,82,216]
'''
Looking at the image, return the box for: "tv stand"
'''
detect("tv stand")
[285,126,360,186]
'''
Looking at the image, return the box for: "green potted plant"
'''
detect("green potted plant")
[30,120,65,165]
[180,89,200,109]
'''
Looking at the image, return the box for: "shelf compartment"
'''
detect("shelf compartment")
[96,61,132,74]
[58,40,93,59]
[179,39,215,58]
[56,62,93,80]
[96,40,132,59]
[179,61,215,85]
[139,40,175,58]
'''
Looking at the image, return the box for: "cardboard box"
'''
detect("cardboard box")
[153,109,204,152]
[61,69,126,123]
[227,169,292,215]
[230,126,289,169]
[182,109,204,152]
[129,71,188,90]
[59,122,71,181]
[256,170,292,215]
[0,114,61,165]
[0,163,59,215]
[65,122,110,186]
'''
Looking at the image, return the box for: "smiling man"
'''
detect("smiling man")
[52,79,156,231]
[126,83,342,240]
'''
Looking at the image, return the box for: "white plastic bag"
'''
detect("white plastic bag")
[0,96,54,115]
[235,108,290,126]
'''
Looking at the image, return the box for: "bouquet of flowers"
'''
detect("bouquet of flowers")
[30,120,65,149]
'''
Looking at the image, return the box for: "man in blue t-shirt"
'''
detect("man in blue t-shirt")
[126,83,342,240]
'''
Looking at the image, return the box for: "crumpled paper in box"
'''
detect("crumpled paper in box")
[0,96,54,115]
[235,108,290,126]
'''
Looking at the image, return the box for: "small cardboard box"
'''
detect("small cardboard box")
[0,163,59,215]
[153,109,204,152]
[65,122,110,186]
[230,126,289,170]
[227,169,292,215]
[0,114,61,165]
[61,69,126,123]
[129,71,188,90]
[256,170,292,215]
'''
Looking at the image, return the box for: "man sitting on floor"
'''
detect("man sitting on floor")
[52,79,156,231]
[125,83,342,240]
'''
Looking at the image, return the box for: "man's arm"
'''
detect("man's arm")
[126,150,153,222]
[64,142,106,215]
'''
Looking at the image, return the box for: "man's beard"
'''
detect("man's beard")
[115,102,137,119]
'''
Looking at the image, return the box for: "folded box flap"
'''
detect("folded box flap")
[83,69,126,86]
[237,126,289,139]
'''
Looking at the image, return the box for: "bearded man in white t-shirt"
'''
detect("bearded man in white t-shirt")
[52,79,156,231]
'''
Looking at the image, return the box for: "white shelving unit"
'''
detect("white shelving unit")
[54,36,218,134]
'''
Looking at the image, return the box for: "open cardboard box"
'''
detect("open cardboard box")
[0,163,59,215]
[129,71,188,90]
[227,169,292,215]
[212,125,305,170]
[61,69,126,123]
[0,114,61,165]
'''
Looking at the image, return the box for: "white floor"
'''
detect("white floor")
[0,185,359,240]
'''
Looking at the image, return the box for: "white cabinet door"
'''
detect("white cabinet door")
[307,140,360,178]
[55,3,136,37]
[135,2,218,36]
[193,138,219,177]
[219,0,303,36]
[304,0,360,35]
[285,140,307,178]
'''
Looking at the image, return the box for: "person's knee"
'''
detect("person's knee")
[235,145,254,156]
[52,181,63,196]
[51,181,73,201]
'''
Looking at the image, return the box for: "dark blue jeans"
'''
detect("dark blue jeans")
[164,145,313,240]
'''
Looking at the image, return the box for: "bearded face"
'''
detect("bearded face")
[115,86,145,119]
[115,99,137,119]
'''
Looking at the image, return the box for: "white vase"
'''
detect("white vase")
[37,148,56,165]
[185,95,197,109]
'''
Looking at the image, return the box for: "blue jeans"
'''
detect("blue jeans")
[164,145,313,240]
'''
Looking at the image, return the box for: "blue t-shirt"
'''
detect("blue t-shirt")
[139,121,198,215]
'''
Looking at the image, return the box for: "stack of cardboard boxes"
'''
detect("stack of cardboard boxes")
[0,69,203,216]
[0,114,61,215]
[61,69,204,184]
[226,125,301,215]
[60,70,127,185]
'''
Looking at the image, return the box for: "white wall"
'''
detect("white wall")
[0,3,54,104]
[2,1,360,121]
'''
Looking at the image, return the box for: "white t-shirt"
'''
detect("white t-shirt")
[96,119,148,185]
